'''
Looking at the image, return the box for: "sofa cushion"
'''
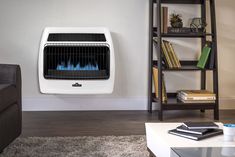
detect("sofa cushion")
[0,84,17,112]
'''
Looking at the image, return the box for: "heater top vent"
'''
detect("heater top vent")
[41,27,111,44]
[47,33,106,42]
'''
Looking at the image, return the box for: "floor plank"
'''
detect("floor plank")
[22,110,235,137]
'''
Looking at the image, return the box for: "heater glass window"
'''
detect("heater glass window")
[43,44,110,80]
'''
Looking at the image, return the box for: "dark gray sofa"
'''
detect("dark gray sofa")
[0,64,21,152]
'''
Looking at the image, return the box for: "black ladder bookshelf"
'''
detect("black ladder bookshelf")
[148,0,219,121]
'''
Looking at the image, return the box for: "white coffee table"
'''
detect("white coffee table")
[145,123,235,157]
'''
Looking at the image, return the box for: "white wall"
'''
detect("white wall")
[0,0,234,110]
[216,0,235,109]
[0,0,149,110]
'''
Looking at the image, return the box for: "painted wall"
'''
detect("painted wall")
[0,0,234,110]
[216,0,235,108]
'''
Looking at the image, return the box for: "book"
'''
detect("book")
[161,7,164,33]
[178,90,215,97]
[206,41,215,69]
[168,128,223,141]
[177,93,216,101]
[183,122,219,129]
[162,7,168,34]
[168,42,181,68]
[176,125,210,135]
[152,66,167,102]
[178,97,215,103]
[152,66,159,98]
[162,74,167,102]
[197,45,211,69]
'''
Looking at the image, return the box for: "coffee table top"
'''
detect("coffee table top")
[145,123,235,148]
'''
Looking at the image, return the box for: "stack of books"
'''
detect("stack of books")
[177,90,216,103]
[153,38,181,69]
[152,66,167,102]
[161,40,181,69]
[168,122,223,141]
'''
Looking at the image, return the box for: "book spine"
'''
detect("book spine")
[208,42,215,69]
[162,73,167,102]
[161,7,164,33]
[168,130,198,140]
[178,97,215,103]
[168,42,181,68]
[178,93,216,100]
[152,67,159,98]
[163,7,168,34]
[178,91,215,97]
[176,129,202,135]
[180,93,215,97]
[204,41,214,69]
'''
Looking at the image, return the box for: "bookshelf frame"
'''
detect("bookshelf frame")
[148,0,219,121]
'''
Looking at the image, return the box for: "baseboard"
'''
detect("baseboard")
[22,96,148,111]
[22,96,235,111]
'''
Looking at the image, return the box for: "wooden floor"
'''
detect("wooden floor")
[22,110,235,137]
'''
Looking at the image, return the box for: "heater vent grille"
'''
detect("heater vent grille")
[43,43,110,80]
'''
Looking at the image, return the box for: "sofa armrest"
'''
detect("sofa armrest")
[0,64,21,86]
[0,64,22,147]
[0,64,22,108]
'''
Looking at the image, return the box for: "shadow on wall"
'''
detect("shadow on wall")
[216,0,235,98]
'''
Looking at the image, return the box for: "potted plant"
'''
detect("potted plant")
[170,13,183,28]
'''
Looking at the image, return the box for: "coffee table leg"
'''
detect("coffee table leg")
[149,153,155,157]
[147,147,157,157]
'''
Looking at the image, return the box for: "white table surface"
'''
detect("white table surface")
[145,123,235,157]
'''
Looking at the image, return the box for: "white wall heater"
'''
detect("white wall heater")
[38,27,115,94]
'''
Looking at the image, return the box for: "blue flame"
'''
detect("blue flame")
[56,60,99,71]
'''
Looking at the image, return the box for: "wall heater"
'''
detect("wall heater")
[38,27,115,94]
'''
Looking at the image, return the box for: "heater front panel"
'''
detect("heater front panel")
[43,44,110,80]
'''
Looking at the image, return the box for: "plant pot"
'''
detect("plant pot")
[171,22,183,28]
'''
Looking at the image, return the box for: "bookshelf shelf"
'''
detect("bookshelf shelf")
[152,93,215,109]
[153,60,215,71]
[163,103,215,110]
[152,28,214,38]
[153,0,204,4]
[162,66,213,71]
[148,0,219,121]
[153,32,213,38]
